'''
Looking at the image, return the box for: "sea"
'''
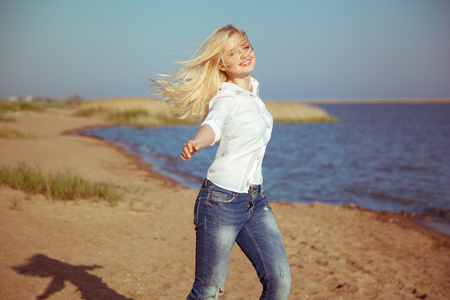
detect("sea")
[77,103,450,234]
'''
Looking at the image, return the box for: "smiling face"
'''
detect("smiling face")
[219,33,255,82]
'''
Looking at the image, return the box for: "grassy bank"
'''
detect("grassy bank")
[0,163,122,205]
[75,97,338,128]
[265,101,339,123]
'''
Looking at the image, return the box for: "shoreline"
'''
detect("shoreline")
[1,108,449,299]
[64,126,181,189]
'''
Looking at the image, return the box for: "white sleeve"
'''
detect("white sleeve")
[201,96,238,145]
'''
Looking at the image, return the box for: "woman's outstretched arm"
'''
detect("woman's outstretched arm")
[180,124,215,161]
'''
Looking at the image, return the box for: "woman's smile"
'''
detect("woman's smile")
[239,59,252,67]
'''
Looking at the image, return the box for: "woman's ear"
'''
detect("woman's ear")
[219,62,226,72]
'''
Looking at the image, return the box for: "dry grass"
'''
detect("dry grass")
[0,128,38,140]
[0,163,123,205]
[75,97,338,128]
[265,101,338,123]
[75,97,189,127]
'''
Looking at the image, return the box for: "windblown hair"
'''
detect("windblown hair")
[151,24,250,121]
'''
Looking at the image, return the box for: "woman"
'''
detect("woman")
[152,24,291,299]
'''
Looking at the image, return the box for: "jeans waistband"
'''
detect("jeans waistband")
[201,179,262,195]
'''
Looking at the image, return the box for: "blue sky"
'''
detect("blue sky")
[1,0,449,100]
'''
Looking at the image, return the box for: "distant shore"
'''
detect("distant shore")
[291,97,450,104]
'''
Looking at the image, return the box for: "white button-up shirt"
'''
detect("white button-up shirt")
[201,77,273,193]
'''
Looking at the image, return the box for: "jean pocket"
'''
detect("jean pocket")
[207,190,235,204]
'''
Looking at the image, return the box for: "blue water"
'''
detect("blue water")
[77,103,450,224]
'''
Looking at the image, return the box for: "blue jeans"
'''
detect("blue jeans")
[187,179,291,299]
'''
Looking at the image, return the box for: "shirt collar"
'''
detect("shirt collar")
[221,77,259,96]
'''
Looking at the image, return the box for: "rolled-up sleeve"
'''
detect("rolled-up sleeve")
[201,96,238,145]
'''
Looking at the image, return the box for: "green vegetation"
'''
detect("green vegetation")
[0,163,122,205]
[0,128,37,140]
[0,99,81,113]
[0,101,45,112]
[0,99,80,123]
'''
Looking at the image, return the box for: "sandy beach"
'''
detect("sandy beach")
[0,108,449,300]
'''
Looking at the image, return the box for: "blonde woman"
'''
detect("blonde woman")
[153,24,291,299]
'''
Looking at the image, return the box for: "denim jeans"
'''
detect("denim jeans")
[187,179,291,300]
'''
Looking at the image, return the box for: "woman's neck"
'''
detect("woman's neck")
[227,76,252,92]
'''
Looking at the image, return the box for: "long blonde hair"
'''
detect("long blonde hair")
[150,24,249,121]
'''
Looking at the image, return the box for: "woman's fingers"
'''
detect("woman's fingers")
[180,145,190,161]
[180,141,198,161]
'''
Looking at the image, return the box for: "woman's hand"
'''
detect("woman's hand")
[180,124,215,161]
[180,140,200,161]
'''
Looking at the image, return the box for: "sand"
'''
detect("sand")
[0,108,449,300]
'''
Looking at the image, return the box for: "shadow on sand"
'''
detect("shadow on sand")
[12,254,133,300]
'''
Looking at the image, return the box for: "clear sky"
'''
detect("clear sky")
[1,0,449,100]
